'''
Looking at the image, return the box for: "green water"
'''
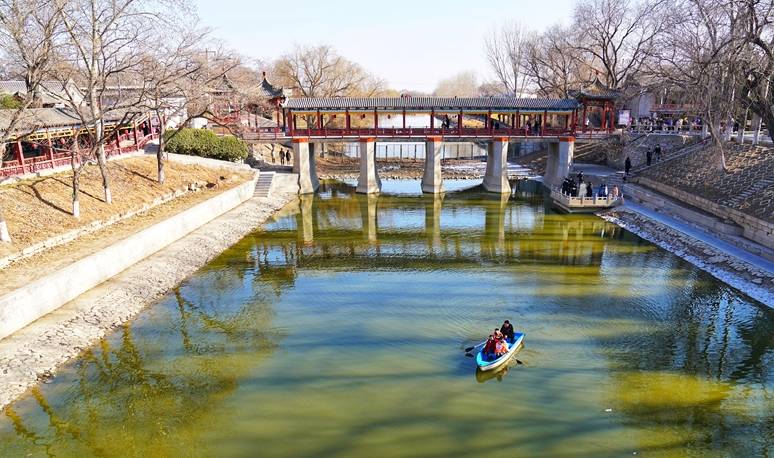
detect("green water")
[1,180,772,457]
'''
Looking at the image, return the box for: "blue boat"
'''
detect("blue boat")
[476,332,525,371]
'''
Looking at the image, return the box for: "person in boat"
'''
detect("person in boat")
[493,328,503,340]
[482,334,497,358]
[500,320,514,341]
[495,335,509,356]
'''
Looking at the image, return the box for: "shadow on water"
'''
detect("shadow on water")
[0,178,771,457]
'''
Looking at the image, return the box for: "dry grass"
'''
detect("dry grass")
[0,156,253,257]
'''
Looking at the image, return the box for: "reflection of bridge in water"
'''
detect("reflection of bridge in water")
[258,182,627,267]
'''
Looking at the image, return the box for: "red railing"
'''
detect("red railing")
[0,133,159,178]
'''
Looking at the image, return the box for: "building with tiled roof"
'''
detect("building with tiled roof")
[0,80,84,108]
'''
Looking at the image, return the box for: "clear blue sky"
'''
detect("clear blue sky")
[193,0,576,92]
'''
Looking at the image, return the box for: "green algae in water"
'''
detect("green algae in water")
[0,180,771,457]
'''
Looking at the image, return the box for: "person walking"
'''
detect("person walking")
[624,156,632,181]
[646,148,653,167]
[578,180,587,200]
[655,144,662,162]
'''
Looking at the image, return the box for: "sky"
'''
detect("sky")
[193,0,576,93]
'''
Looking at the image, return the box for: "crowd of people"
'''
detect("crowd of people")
[482,320,515,358]
[560,171,620,200]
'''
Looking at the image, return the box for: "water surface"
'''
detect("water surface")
[1,180,771,457]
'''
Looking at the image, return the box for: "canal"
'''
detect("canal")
[0,180,771,457]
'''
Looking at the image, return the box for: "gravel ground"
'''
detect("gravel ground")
[0,180,298,410]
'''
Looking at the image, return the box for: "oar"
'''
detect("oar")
[464,339,487,353]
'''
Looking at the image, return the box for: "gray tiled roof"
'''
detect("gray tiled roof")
[258,76,285,98]
[0,107,142,134]
[0,80,79,105]
[283,97,579,111]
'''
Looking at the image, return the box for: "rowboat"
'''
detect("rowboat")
[476,332,524,372]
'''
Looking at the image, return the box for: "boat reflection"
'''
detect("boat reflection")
[476,365,510,383]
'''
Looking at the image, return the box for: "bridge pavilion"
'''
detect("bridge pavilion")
[278,96,583,194]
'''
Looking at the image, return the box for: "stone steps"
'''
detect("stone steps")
[254,171,275,198]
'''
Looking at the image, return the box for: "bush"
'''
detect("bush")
[164,128,249,163]
[0,94,21,109]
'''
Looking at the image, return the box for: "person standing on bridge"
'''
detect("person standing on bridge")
[655,144,662,162]
[624,156,632,181]
[646,148,653,166]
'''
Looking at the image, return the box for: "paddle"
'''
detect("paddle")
[464,339,487,353]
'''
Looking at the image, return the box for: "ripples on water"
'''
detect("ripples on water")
[0,179,771,457]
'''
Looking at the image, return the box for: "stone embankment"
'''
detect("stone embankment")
[0,173,299,410]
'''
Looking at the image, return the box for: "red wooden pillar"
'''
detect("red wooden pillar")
[346,109,351,130]
[602,106,607,130]
[46,135,54,160]
[316,109,322,130]
[291,114,296,133]
[15,140,24,165]
[402,109,406,129]
[458,110,463,135]
[542,110,547,136]
[374,109,378,129]
[487,109,492,132]
[516,111,521,130]
[430,109,435,129]
[133,122,139,146]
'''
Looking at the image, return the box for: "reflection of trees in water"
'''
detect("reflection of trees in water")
[2,260,284,455]
[595,269,774,455]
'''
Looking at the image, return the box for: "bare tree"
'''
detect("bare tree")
[738,0,774,143]
[484,22,530,95]
[272,45,385,98]
[573,0,669,89]
[0,0,63,239]
[522,25,585,97]
[650,0,746,170]
[140,43,240,184]
[433,71,479,97]
[53,0,163,207]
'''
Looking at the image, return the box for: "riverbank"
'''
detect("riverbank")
[599,205,774,307]
[0,174,298,410]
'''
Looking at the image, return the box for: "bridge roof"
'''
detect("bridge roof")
[283,96,579,111]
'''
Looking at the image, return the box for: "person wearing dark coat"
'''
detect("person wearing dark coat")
[500,320,515,340]
[646,148,653,166]
[586,180,593,198]
[624,156,632,181]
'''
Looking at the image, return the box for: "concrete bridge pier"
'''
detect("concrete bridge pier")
[357,138,381,194]
[360,194,379,242]
[483,138,511,194]
[544,137,575,188]
[292,138,319,194]
[422,137,444,194]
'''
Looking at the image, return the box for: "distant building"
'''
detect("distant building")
[0,80,85,108]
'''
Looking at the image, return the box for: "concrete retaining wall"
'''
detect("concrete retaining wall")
[0,176,257,341]
[636,176,774,249]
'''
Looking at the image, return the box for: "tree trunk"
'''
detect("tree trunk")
[0,210,11,243]
[71,153,81,218]
[94,119,112,204]
[157,122,166,184]
[96,143,112,204]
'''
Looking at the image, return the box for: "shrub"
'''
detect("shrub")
[164,128,248,162]
[0,94,21,109]
[211,135,249,162]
